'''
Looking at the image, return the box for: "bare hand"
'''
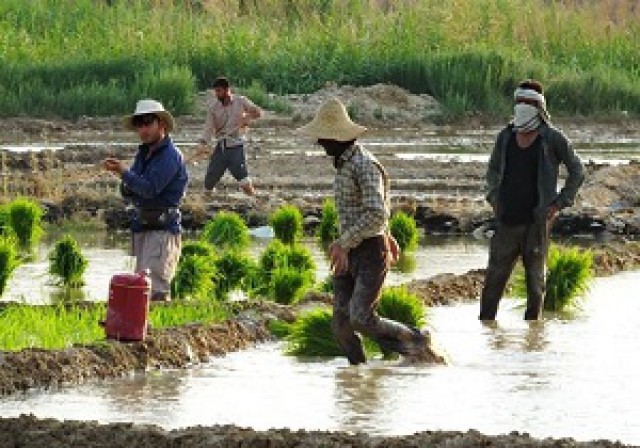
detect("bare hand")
[386,233,401,265]
[102,158,125,175]
[329,242,349,275]
[547,204,560,222]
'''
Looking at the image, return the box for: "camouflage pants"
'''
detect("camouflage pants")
[332,235,423,365]
[480,220,550,321]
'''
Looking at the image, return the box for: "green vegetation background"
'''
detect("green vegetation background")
[1,0,638,118]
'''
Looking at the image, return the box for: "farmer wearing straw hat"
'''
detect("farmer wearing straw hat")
[103,99,188,302]
[297,98,441,365]
[480,80,584,321]
[196,77,262,195]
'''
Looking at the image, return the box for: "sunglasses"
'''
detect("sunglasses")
[132,114,158,128]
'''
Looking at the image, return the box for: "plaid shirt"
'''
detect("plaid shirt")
[334,144,390,251]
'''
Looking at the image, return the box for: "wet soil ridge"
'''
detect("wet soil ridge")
[0,415,631,448]
[0,319,270,397]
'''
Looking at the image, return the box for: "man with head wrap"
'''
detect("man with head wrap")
[480,80,585,321]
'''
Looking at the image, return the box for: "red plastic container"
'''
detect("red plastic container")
[105,272,151,341]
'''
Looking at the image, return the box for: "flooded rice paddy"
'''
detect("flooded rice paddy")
[2,271,639,445]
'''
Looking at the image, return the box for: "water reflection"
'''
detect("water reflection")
[483,321,549,353]
[333,367,384,432]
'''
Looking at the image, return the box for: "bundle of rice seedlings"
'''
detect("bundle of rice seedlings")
[377,287,426,329]
[0,236,19,297]
[214,250,257,296]
[48,235,88,287]
[389,211,419,252]
[271,267,313,305]
[201,211,250,251]
[6,198,44,251]
[270,204,304,245]
[285,307,343,357]
[180,240,216,260]
[317,199,339,246]
[171,254,217,300]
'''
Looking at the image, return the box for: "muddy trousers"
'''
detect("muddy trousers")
[479,220,549,321]
[132,231,181,300]
[332,236,423,365]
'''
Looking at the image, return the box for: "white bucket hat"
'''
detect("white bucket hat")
[295,97,366,142]
[123,99,175,133]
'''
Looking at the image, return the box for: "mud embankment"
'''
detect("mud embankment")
[0,415,631,448]
[0,318,271,397]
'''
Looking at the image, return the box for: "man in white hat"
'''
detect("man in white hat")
[196,77,262,195]
[103,99,188,302]
[297,98,441,365]
[481,80,584,320]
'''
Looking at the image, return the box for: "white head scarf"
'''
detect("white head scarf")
[512,87,550,132]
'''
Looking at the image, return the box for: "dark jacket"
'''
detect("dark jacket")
[486,123,584,221]
[121,137,188,233]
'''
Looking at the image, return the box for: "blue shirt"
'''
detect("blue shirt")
[121,137,188,234]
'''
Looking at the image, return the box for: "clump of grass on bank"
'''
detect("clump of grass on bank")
[4,198,44,252]
[318,199,338,247]
[0,237,19,297]
[513,245,594,312]
[270,205,304,245]
[202,212,250,251]
[0,300,230,352]
[390,212,419,252]
[1,1,639,118]
[48,235,88,287]
[240,80,293,114]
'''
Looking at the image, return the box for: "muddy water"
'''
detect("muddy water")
[0,230,488,304]
[1,272,639,445]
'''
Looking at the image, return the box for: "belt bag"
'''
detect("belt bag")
[137,207,175,231]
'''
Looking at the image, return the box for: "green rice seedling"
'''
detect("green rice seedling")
[270,205,304,245]
[0,206,13,237]
[285,307,343,357]
[255,240,316,298]
[171,254,217,301]
[0,236,19,297]
[149,300,229,328]
[268,319,293,338]
[377,287,426,329]
[317,199,339,246]
[7,198,44,251]
[270,267,313,305]
[393,253,417,274]
[389,212,419,252]
[180,240,216,260]
[512,245,594,312]
[48,234,88,287]
[319,275,334,293]
[201,212,250,251]
[214,250,257,296]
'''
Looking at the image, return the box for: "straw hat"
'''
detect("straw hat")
[123,99,175,132]
[296,97,367,142]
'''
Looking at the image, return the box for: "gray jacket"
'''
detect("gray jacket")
[486,123,585,220]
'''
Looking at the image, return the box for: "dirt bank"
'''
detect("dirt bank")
[0,415,630,448]
[0,318,270,397]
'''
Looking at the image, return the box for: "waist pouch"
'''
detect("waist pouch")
[136,207,175,231]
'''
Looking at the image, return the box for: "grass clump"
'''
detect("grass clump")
[285,308,343,357]
[214,250,257,296]
[270,205,304,245]
[317,199,339,247]
[0,237,19,297]
[5,198,44,252]
[180,240,216,260]
[270,267,313,305]
[202,212,250,251]
[254,240,316,301]
[241,80,293,114]
[285,287,427,357]
[171,254,217,301]
[389,212,419,252]
[513,245,594,312]
[377,287,425,329]
[48,235,88,287]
